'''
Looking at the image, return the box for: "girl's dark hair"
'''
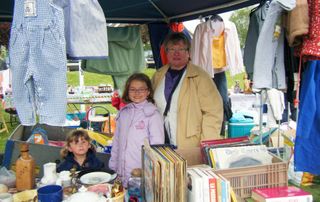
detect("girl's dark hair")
[122,73,155,104]
[60,129,96,158]
[163,32,191,52]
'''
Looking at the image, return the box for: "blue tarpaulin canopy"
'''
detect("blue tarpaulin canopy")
[0,0,259,23]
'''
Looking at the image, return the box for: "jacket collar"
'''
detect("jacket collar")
[65,149,95,164]
[157,62,199,79]
[119,100,158,117]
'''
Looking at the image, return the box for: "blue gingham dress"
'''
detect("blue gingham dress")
[9,0,67,126]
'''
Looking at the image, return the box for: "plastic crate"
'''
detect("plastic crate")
[228,122,255,138]
[214,153,288,200]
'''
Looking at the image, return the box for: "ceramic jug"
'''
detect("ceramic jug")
[41,162,58,185]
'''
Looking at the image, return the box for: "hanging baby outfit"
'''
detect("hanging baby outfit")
[9,0,67,126]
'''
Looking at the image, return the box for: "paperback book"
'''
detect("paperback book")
[251,186,313,202]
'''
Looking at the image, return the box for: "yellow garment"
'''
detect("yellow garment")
[211,32,226,69]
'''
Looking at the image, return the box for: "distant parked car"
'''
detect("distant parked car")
[67,60,80,71]
[144,50,155,68]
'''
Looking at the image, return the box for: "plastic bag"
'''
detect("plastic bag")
[0,166,16,188]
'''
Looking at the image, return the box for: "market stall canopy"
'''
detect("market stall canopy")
[0,0,259,23]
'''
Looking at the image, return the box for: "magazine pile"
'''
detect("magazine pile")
[142,141,186,202]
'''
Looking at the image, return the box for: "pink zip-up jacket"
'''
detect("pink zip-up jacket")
[108,100,164,187]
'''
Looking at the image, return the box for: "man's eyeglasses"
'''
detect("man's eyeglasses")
[167,48,188,53]
[129,88,148,94]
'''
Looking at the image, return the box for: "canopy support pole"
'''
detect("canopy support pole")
[148,0,170,23]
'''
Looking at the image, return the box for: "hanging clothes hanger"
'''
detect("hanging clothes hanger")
[204,14,223,22]
[210,14,223,22]
[198,15,205,23]
[250,0,270,14]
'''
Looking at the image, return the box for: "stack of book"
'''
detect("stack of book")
[251,186,313,202]
[142,142,186,202]
[187,167,231,202]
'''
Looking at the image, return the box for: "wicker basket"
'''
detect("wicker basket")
[214,153,288,200]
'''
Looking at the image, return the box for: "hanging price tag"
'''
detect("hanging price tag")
[24,0,37,17]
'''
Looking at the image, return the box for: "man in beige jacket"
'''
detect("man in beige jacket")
[152,32,223,164]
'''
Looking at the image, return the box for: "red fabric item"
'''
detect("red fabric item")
[160,45,168,65]
[300,0,320,59]
[169,22,185,32]
[111,91,126,110]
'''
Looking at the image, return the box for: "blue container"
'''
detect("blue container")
[37,185,63,202]
[228,122,255,138]
[66,112,86,121]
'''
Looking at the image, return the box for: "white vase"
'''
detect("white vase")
[41,162,58,185]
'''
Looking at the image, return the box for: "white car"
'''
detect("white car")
[144,50,155,68]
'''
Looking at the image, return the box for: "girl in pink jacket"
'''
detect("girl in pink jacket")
[109,73,164,187]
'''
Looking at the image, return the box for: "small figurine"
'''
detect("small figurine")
[234,80,241,94]
[70,167,78,194]
[111,178,124,197]
[243,73,252,94]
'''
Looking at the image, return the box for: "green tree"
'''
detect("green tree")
[229,7,254,48]
[0,45,7,60]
